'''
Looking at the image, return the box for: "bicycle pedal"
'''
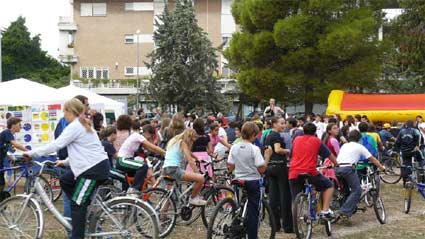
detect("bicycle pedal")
[357,207,367,212]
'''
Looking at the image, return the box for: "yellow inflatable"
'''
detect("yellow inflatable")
[326,90,425,123]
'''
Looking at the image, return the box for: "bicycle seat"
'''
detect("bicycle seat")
[230,179,245,187]
[163,175,176,182]
[297,173,312,183]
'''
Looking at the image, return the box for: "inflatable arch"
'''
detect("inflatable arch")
[326,90,425,123]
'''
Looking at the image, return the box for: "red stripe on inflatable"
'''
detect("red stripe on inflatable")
[341,93,425,110]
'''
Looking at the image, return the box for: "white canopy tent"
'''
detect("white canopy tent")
[57,85,125,118]
[0,78,68,105]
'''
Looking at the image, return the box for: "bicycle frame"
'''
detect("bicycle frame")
[405,167,425,199]
[0,163,34,193]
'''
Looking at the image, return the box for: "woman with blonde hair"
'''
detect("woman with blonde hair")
[24,98,110,239]
[160,113,185,148]
[162,128,206,205]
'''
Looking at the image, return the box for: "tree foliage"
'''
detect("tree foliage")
[225,0,388,113]
[147,0,223,112]
[1,16,69,87]
[383,0,425,91]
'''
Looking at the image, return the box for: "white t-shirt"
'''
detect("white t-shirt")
[214,127,227,155]
[118,133,146,158]
[313,121,325,140]
[228,141,264,180]
[337,142,372,165]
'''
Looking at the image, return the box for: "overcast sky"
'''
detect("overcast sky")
[0,0,71,58]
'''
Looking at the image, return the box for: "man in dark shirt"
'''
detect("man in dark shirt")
[0,117,28,190]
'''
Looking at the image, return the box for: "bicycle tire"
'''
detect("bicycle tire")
[324,220,332,236]
[380,155,402,184]
[87,197,159,238]
[403,184,413,214]
[201,186,234,228]
[41,170,62,202]
[258,199,276,239]
[143,187,177,238]
[0,195,43,238]
[293,192,312,239]
[370,190,386,224]
[206,197,238,239]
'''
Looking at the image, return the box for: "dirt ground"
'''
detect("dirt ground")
[3,182,425,238]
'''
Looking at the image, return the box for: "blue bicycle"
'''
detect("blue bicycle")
[0,157,53,202]
[207,178,276,239]
[292,170,332,239]
[402,163,425,214]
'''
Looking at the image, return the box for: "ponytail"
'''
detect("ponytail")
[79,118,93,133]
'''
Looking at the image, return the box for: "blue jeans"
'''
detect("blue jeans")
[245,180,261,239]
[335,167,362,216]
[60,168,72,239]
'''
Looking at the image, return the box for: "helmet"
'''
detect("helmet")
[383,123,391,129]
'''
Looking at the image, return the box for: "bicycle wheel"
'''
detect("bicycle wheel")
[206,197,239,239]
[201,186,234,228]
[88,197,159,238]
[293,192,312,239]
[42,170,62,202]
[0,195,43,238]
[380,155,402,184]
[258,199,276,239]
[144,187,177,238]
[370,190,386,224]
[403,183,413,214]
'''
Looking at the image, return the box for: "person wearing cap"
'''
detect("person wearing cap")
[379,123,396,149]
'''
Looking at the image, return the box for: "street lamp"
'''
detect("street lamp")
[136,29,140,110]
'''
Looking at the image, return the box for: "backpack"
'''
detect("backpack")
[360,134,378,162]
[400,128,415,148]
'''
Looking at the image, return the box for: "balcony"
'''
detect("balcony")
[59,54,78,64]
[58,16,77,31]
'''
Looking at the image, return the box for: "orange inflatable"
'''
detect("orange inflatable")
[326,90,425,122]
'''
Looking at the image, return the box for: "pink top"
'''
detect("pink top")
[113,130,131,152]
[118,133,146,158]
[209,134,222,149]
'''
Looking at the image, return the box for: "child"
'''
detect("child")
[0,117,28,190]
[99,126,117,167]
[24,99,110,238]
[116,121,165,194]
[227,122,271,239]
[162,128,206,206]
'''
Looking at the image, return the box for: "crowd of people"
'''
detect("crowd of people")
[0,95,424,239]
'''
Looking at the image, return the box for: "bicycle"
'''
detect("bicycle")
[0,159,160,238]
[206,178,276,239]
[0,157,53,203]
[331,163,386,225]
[401,159,425,214]
[292,167,332,239]
[144,160,234,238]
[379,145,402,184]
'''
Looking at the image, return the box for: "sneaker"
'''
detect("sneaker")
[320,209,335,220]
[189,196,207,206]
[126,188,141,198]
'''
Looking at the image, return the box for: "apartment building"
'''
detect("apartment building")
[58,0,237,80]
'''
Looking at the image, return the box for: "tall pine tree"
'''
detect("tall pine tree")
[148,0,222,112]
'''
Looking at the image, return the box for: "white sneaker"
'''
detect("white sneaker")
[127,188,141,198]
[189,196,207,206]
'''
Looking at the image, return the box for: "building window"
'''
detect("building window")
[80,67,109,79]
[81,67,88,78]
[125,2,154,11]
[125,67,152,76]
[81,3,107,17]
[124,34,135,44]
[222,36,230,49]
[125,67,135,76]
